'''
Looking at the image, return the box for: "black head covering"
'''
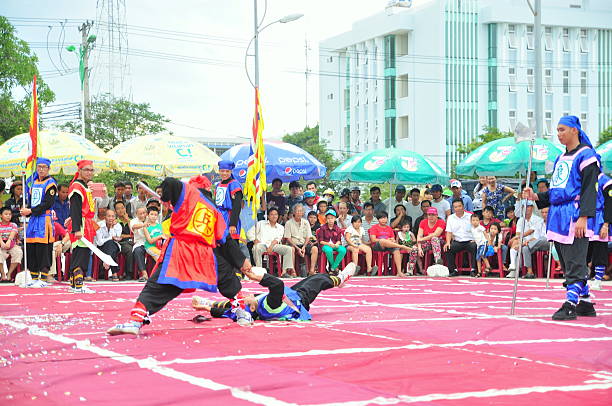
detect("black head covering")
[159,177,183,206]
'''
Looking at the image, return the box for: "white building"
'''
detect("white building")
[319,0,612,171]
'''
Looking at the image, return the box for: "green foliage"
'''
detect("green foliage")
[0,16,55,142]
[60,93,171,151]
[598,125,612,146]
[456,126,513,155]
[282,125,342,189]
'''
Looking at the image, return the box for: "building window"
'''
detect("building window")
[507,24,517,48]
[384,35,396,69]
[327,130,333,136]
[526,25,534,50]
[398,74,408,98]
[545,111,552,135]
[580,113,588,131]
[527,68,534,93]
[562,28,571,52]
[544,27,553,51]
[326,56,333,63]
[580,71,587,95]
[545,69,552,93]
[384,77,396,110]
[527,110,535,129]
[509,67,517,92]
[328,93,334,100]
[580,29,589,53]
[563,70,569,94]
[509,110,517,131]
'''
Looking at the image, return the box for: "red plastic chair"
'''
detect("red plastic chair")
[372,250,391,276]
[483,249,505,277]
[536,250,563,278]
[262,251,283,276]
[455,251,474,275]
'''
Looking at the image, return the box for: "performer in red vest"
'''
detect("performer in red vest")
[107,176,253,336]
[67,159,98,293]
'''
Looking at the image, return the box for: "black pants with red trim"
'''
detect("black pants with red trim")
[134,240,245,318]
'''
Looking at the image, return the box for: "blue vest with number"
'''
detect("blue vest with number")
[253,287,312,321]
[26,176,57,242]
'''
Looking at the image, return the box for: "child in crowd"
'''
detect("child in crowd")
[307,210,320,235]
[0,207,21,282]
[316,200,328,225]
[316,209,346,275]
[143,207,166,261]
[397,219,416,248]
[344,215,377,275]
[130,207,149,281]
[471,214,492,277]
[484,222,506,275]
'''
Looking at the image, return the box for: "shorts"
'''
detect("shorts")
[372,242,399,252]
[476,244,494,260]
[297,243,315,256]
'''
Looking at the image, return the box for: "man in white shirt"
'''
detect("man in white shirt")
[405,188,422,228]
[130,207,149,281]
[431,184,451,220]
[444,199,476,276]
[283,204,318,276]
[507,203,548,279]
[382,185,408,214]
[94,209,122,281]
[253,207,295,277]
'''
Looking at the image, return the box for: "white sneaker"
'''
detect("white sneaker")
[338,263,357,288]
[233,307,253,326]
[590,279,602,291]
[26,279,48,288]
[107,321,142,336]
[192,296,215,310]
[70,286,96,293]
[506,270,516,278]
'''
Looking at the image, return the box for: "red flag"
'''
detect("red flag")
[26,75,39,175]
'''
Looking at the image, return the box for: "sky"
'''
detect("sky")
[2,0,389,142]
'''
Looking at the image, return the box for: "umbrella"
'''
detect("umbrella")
[456,137,563,176]
[0,130,111,177]
[596,140,612,173]
[220,140,326,183]
[329,148,449,184]
[107,134,220,177]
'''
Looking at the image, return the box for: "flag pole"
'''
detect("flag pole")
[510,137,535,315]
[21,171,28,280]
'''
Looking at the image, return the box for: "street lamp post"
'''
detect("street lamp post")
[246,1,303,89]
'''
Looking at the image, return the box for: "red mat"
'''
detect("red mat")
[1,277,611,405]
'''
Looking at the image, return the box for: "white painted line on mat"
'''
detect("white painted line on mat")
[0,317,295,406]
[155,336,612,366]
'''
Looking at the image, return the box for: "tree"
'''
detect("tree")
[0,16,55,142]
[456,126,513,155]
[598,125,612,146]
[282,125,342,188]
[60,93,171,151]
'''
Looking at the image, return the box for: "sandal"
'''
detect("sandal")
[110,275,120,282]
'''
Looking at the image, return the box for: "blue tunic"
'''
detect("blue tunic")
[547,146,599,244]
[214,178,242,238]
[223,287,311,322]
[590,173,612,242]
[26,176,57,243]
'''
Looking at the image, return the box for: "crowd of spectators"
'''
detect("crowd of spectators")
[1,172,610,282]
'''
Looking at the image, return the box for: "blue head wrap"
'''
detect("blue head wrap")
[218,160,235,171]
[558,115,593,148]
[25,157,52,203]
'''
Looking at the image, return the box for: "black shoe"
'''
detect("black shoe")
[469,270,478,277]
[523,273,536,279]
[552,301,577,320]
[449,270,459,277]
[576,300,596,317]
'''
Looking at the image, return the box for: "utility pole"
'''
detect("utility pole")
[305,36,310,127]
[78,21,95,137]
[527,0,543,138]
[253,0,259,89]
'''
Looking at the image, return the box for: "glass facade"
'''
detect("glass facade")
[384,34,396,148]
[599,30,612,134]
[445,0,479,171]
[487,23,498,128]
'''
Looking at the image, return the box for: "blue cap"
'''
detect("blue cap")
[325,209,337,217]
[558,115,593,148]
[37,157,51,167]
[218,160,235,170]
[304,191,316,198]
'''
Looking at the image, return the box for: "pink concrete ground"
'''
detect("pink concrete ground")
[1,277,611,405]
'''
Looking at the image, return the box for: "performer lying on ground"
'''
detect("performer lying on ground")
[107,176,252,336]
[191,263,356,322]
